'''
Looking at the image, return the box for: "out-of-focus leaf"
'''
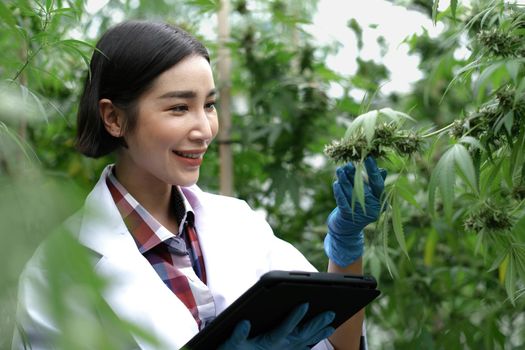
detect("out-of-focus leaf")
[506,59,521,83]
[424,228,439,267]
[451,0,458,20]
[0,1,17,28]
[45,0,53,12]
[184,0,220,14]
[512,214,525,241]
[506,249,516,302]
[0,83,40,123]
[473,61,505,102]
[394,176,421,210]
[432,0,440,24]
[0,122,38,163]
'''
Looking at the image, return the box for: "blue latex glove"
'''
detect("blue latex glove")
[324,156,387,267]
[217,303,336,350]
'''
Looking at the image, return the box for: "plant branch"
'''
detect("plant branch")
[422,122,456,138]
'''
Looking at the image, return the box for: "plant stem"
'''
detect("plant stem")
[422,122,456,138]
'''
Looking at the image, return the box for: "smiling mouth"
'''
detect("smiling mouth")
[173,151,203,159]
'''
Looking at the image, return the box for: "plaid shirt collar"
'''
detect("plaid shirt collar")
[105,166,195,254]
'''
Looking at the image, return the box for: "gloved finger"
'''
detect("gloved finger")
[338,163,356,185]
[336,178,369,216]
[294,310,335,337]
[364,156,385,199]
[267,303,309,342]
[379,168,387,180]
[333,182,351,213]
[224,320,251,347]
[336,167,356,202]
[297,325,336,348]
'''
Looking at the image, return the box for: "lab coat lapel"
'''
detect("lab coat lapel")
[181,186,260,314]
[75,167,199,349]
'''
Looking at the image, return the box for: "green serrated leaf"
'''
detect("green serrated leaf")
[380,219,398,278]
[480,3,497,29]
[452,144,478,194]
[344,110,378,140]
[474,62,504,102]
[439,150,456,219]
[506,59,521,83]
[379,107,415,124]
[494,110,513,134]
[362,112,377,144]
[444,59,487,101]
[479,157,503,197]
[504,111,514,135]
[517,75,525,97]
[489,248,510,272]
[513,246,525,277]
[353,162,366,214]
[392,195,409,258]
[459,136,485,151]
[512,215,525,241]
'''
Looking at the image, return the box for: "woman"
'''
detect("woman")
[13,21,385,350]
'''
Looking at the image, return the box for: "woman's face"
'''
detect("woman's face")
[118,55,218,188]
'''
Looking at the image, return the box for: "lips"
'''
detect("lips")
[172,149,206,167]
[173,150,204,159]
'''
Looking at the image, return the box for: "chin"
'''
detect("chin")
[180,180,198,187]
[177,174,199,188]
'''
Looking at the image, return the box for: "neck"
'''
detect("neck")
[113,160,175,226]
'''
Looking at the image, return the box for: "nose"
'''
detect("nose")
[189,108,214,144]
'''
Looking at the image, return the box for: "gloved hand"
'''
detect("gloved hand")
[217,303,335,350]
[324,156,387,267]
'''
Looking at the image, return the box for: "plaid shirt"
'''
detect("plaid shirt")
[105,168,215,329]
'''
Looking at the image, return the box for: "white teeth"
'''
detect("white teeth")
[175,151,202,159]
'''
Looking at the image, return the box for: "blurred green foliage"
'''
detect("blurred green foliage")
[1,0,524,349]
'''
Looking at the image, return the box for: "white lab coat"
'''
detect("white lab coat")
[13,166,334,349]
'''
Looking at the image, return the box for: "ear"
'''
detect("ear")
[99,99,124,137]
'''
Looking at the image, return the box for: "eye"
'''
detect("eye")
[170,105,189,113]
[205,101,216,112]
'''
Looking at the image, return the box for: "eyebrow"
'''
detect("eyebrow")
[158,89,217,99]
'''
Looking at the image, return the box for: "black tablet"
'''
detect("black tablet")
[185,270,380,350]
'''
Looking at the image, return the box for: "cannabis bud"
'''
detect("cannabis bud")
[324,117,423,163]
[477,28,524,58]
[464,204,513,234]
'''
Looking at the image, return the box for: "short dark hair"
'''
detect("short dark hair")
[76,20,210,158]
